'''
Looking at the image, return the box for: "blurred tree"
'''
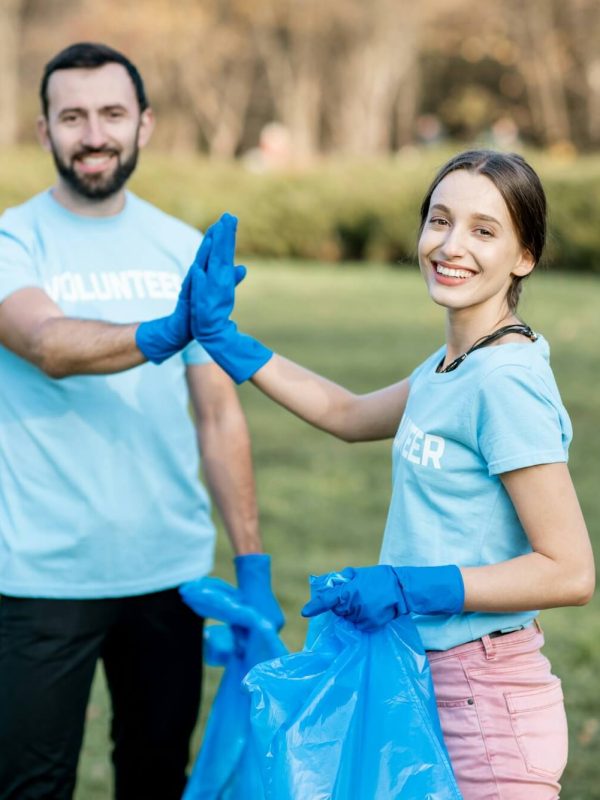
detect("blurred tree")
[149,0,259,157]
[8,0,600,155]
[0,0,25,146]
[250,0,330,160]
[327,0,422,154]
[566,0,600,146]
[507,0,572,147]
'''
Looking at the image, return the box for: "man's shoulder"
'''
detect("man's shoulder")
[0,192,55,256]
[0,191,51,229]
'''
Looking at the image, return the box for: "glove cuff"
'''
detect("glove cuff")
[393,565,465,615]
[199,323,273,383]
[136,318,188,364]
[234,553,272,587]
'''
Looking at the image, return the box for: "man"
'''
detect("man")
[0,42,282,800]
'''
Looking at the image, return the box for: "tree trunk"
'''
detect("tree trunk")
[510,0,572,145]
[330,1,421,155]
[0,0,23,146]
[253,0,326,161]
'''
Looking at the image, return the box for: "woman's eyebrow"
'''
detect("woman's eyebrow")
[431,204,503,228]
[472,213,503,228]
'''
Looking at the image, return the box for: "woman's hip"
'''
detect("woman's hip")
[427,623,567,800]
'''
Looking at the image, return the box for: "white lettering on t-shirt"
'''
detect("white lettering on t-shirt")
[44,270,181,303]
[397,416,445,469]
[421,433,445,469]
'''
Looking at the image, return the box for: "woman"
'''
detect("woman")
[188,150,594,798]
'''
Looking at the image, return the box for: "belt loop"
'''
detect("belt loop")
[481,634,496,660]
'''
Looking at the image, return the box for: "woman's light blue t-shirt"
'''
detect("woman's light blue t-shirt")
[379,335,572,651]
[0,191,216,598]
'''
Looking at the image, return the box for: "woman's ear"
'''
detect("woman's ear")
[512,249,536,278]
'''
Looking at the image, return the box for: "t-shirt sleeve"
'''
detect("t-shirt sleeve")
[473,364,572,475]
[0,216,42,302]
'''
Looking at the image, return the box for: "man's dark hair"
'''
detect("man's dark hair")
[40,42,149,117]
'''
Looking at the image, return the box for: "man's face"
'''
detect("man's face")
[38,62,154,201]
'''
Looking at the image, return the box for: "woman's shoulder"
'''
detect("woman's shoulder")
[474,334,568,417]
[478,332,553,380]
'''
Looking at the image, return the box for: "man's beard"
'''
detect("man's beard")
[50,141,139,201]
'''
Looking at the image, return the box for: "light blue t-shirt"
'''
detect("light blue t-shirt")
[0,190,217,598]
[379,336,572,651]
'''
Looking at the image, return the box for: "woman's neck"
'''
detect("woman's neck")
[444,304,518,364]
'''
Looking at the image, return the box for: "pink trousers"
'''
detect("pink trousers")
[427,622,568,799]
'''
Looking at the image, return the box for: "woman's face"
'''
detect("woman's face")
[418,170,534,316]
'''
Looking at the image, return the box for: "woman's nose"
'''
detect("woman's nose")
[440,225,467,259]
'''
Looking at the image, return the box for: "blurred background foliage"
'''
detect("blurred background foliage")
[2,0,599,157]
[2,144,600,271]
[1,0,600,271]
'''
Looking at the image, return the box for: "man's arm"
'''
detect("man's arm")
[186,361,285,630]
[0,287,145,377]
[186,361,261,554]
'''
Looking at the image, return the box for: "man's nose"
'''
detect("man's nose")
[80,116,108,149]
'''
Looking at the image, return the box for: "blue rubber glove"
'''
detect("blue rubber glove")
[301,565,464,631]
[190,213,273,383]
[234,553,285,632]
[135,230,214,364]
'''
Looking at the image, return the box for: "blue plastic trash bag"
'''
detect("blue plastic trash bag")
[243,573,463,800]
[180,577,287,800]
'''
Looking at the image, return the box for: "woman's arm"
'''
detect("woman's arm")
[462,462,595,611]
[302,462,594,629]
[189,214,409,441]
[252,354,410,442]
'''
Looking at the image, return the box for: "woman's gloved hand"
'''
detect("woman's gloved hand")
[301,564,464,631]
[190,213,273,383]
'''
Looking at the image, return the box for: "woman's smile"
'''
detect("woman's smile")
[432,259,478,285]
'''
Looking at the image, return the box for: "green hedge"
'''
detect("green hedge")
[1,146,599,272]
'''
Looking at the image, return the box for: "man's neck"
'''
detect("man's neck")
[51,180,127,218]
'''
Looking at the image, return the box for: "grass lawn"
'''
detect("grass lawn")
[76,263,600,799]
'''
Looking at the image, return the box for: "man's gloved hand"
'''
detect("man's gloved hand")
[135,231,215,364]
[234,553,285,632]
[190,213,273,383]
[301,564,464,631]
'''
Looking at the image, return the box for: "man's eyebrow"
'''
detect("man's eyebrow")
[57,106,86,116]
[57,104,128,115]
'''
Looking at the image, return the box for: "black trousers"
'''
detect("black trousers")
[0,589,204,800]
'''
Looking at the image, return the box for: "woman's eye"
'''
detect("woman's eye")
[430,217,449,226]
[476,227,493,237]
